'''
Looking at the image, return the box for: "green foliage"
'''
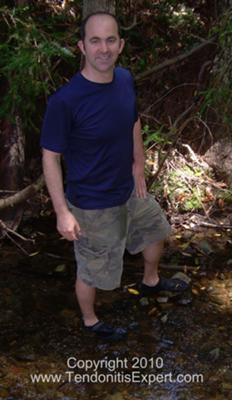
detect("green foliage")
[119,1,206,75]
[167,166,204,211]
[0,5,78,129]
[142,124,171,147]
[200,9,232,129]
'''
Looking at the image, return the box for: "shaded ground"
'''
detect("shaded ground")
[0,213,232,400]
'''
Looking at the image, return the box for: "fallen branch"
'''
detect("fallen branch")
[0,174,45,210]
[135,38,216,82]
[196,221,232,230]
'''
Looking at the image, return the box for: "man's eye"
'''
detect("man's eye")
[108,38,116,43]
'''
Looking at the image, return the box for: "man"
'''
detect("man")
[41,12,188,341]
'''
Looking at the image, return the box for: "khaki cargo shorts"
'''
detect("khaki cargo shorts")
[68,191,171,290]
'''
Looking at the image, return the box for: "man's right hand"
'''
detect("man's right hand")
[56,210,81,241]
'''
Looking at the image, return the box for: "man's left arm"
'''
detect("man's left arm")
[133,118,147,199]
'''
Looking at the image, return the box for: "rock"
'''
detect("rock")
[160,314,168,323]
[14,346,36,362]
[156,296,169,303]
[139,297,149,306]
[171,272,191,284]
[55,264,66,273]
[160,337,174,347]
[0,388,9,398]
[176,295,193,305]
[128,321,139,330]
[209,348,220,361]
[221,383,232,391]
[204,139,232,185]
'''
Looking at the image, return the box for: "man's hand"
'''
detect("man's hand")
[133,162,147,199]
[57,209,81,241]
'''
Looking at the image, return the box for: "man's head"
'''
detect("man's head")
[80,11,121,41]
[78,12,124,80]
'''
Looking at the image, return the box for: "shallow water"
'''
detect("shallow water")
[0,215,231,400]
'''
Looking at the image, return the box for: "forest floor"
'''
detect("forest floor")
[0,206,232,400]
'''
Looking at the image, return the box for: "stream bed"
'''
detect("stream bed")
[0,215,231,400]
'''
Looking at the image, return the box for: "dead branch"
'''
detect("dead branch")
[135,38,216,82]
[0,175,45,210]
[196,221,232,230]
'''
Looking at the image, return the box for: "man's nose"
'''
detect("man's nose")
[100,41,109,53]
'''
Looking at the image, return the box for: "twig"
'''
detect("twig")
[0,219,34,243]
[160,264,200,272]
[144,83,198,114]
[135,38,216,82]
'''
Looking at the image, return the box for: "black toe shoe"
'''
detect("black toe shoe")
[139,277,189,296]
[84,321,127,341]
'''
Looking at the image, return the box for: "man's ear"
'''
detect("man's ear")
[119,38,125,54]
[78,40,85,55]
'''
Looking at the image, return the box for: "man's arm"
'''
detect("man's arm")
[42,148,81,241]
[132,118,147,198]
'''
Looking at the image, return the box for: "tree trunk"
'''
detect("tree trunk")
[0,116,25,235]
[82,0,115,18]
[15,0,28,5]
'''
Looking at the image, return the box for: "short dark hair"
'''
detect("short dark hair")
[80,11,121,41]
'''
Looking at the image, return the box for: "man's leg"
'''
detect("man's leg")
[75,278,98,327]
[142,240,164,286]
[141,238,189,293]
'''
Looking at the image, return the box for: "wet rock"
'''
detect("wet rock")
[223,369,232,382]
[156,296,169,303]
[0,388,9,398]
[221,382,232,391]
[159,337,174,347]
[139,297,149,306]
[148,307,158,316]
[106,393,125,400]
[158,303,174,311]
[14,346,36,362]
[171,271,192,284]
[176,294,193,305]
[219,273,225,280]
[208,347,220,361]
[197,240,213,254]
[61,397,73,400]
[160,314,168,323]
[0,368,6,378]
[128,321,139,330]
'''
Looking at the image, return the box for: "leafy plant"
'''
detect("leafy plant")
[0,5,78,130]
[200,9,232,129]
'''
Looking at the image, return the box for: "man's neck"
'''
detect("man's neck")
[81,67,114,83]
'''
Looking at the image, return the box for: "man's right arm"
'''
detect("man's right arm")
[42,148,81,241]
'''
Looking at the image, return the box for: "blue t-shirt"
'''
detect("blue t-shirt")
[40,67,138,209]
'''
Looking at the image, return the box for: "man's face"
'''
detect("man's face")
[78,15,124,76]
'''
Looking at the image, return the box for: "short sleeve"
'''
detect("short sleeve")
[40,95,73,153]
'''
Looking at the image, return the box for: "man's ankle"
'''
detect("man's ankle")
[142,277,159,287]
[83,317,99,327]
